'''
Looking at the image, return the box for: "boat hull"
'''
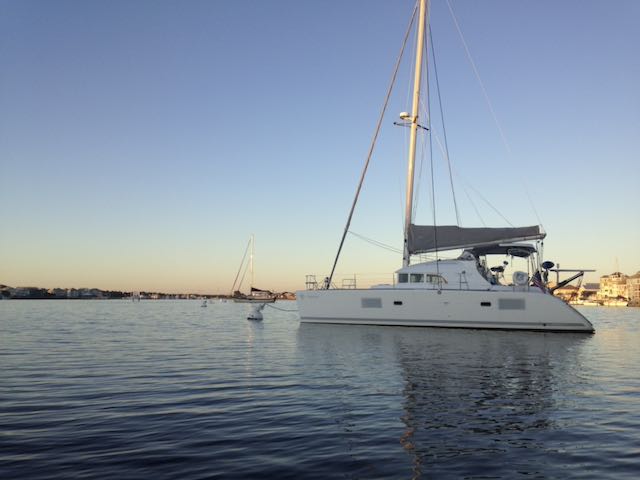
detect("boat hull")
[233,297,277,304]
[296,288,594,332]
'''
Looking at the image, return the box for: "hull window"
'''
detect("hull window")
[498,298,525,310]
[361,298,382,308]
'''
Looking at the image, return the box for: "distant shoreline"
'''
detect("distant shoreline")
[0,287,295,301]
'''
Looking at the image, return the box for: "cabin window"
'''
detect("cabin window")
[399,273,447,285]
[425,274,447,285]
[410,273,424,283]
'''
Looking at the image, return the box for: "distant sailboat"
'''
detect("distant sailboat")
[231,235,276,303]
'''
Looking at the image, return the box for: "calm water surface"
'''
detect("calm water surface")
[1,300,639,479]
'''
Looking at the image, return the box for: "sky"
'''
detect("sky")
[1,0,639,294]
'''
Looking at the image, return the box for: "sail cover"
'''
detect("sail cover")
[408,224,545,254]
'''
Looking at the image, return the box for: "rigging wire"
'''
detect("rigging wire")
[348,231,403,254]
[405,1,519,238]
[426,128,487,226]
[445,0,512,155]
[237,257,250,293]
[446,0,543,227]
[524,186,543,225]
[424,4,440,276]
[426,121,511,227]
[429,25,460,226]
[415,10,461,233]
[461,184,487,226]
[229,237,251,295]
[454,167,515,227]
[326,2,418,287]
[266,303,298,313]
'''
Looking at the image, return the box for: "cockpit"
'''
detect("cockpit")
[460,243,539,287]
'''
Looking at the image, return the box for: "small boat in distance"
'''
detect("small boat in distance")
[231,235,276,304]
[295,0,594,333]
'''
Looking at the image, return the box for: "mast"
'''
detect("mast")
[403,0,428,267]
[250,234,254,290]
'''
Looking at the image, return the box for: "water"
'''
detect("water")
[1,300,639,479]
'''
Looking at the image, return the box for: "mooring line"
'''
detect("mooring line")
[265,304,298,312]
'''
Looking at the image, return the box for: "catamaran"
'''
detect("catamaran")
[296,0,594,333]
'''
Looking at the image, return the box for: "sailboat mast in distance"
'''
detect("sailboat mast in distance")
[232,235,276,303]
[250,234,254,290]
[403,0,428,267]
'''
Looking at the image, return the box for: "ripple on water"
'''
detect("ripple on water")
[1,301,639,479]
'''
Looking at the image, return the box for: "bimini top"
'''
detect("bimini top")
[463,243,538,258]
[408,224,545,255]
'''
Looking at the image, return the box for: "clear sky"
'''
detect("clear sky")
[1,0,639,294]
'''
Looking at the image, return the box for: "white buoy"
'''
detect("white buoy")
[247,303,266,321]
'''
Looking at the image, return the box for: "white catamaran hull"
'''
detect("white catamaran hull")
[296,289,594,332]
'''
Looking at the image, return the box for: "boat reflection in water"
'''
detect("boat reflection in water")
[296,323,591,478]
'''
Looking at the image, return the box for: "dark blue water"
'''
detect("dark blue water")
[1,300,639,479]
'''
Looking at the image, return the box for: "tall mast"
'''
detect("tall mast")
[250,234,254,290]
[403,0,428,267]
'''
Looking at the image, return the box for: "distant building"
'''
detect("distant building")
[553,285,579,302]
[627,272,640,307]
[598,272,628,300]
[0,285,10,299]
[89,288,104,299]
[579,283,600,302]
[49,288,68,299]
[10,287,32,298]
[10,287,50,299]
